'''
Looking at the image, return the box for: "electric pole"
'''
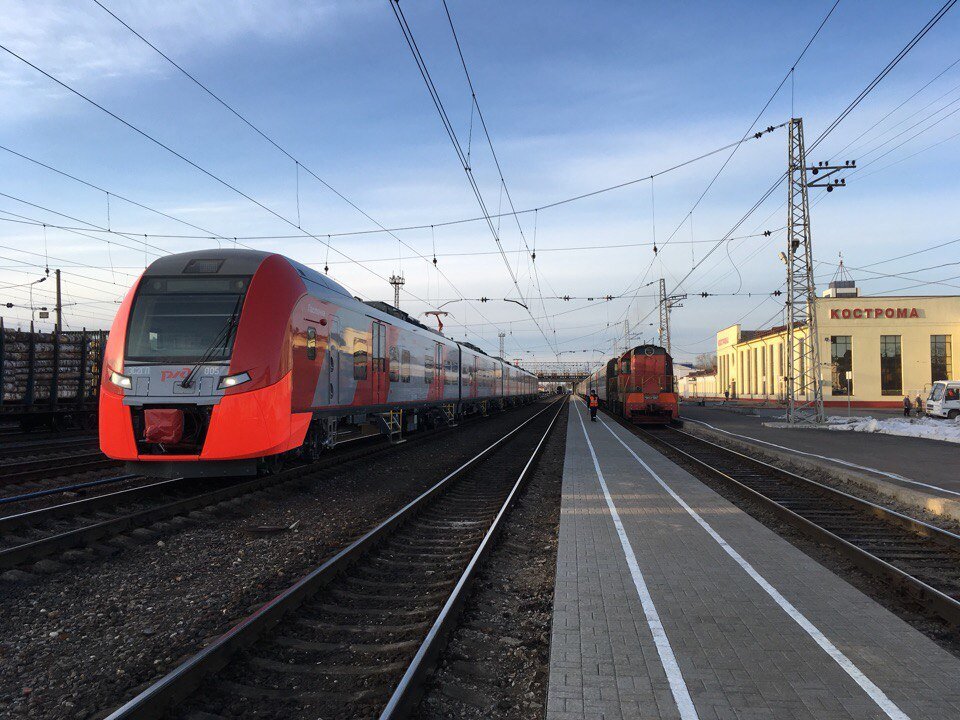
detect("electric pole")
[657,277,686,356]
[54,269,62,333]
[498,331,506,358]
[389,273,405,309]
[784,117,854,424]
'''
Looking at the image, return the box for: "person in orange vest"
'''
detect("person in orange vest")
[589,390,599,421]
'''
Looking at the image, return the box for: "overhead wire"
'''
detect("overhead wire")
[91,0,501,349]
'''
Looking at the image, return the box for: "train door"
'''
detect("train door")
[372,322,387,405]
[329,317,341,407]
[435,343,444,398]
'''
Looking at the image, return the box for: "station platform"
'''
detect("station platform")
[546,398,960,720]
[679,404,960,502]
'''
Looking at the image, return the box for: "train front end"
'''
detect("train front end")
[621,345,678,424]
[99,250,310,477]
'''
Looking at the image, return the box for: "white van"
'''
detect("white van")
[926,380,960,419]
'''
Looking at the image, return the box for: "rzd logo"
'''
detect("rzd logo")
[160,368,190,382]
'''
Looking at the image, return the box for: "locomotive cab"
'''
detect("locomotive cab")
[99,250,312,477]
[116,273,251,457]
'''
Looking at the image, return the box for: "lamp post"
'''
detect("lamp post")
[28,277,46,324]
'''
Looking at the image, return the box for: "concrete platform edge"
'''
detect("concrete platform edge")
[683,421,960,524]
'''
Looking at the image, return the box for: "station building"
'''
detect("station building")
[707,280,959,408]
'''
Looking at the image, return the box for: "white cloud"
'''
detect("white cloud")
[0,0,359,121]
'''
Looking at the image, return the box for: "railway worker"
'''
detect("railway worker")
[589,390,599,421]
[903,395,912,417]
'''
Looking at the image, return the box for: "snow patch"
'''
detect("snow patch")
[824,415,960,444]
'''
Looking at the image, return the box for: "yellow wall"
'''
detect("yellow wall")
[714,296,960,405]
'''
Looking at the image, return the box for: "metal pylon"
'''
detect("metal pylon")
[785,118,825,424]
[657,278,685,355]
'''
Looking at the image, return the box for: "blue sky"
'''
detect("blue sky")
[1,1,959,363]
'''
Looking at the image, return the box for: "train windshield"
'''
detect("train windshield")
[125,276,250,362]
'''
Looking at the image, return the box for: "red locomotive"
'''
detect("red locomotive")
[99,250,537,477]
[575,344,678,424]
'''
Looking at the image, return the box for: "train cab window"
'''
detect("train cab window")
[389,346,399,382]
[125,276,250,362]
[306,328,317,361]
[353,338,368,380]
[620,357,630,375]
[400,349,411,383]
[424,354,434,384]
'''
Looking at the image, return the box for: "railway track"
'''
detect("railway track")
[0,435,98,460]
[635,424,960,625]
[0,451,117,485]
[102,397,565,720]
[0,402,541,575]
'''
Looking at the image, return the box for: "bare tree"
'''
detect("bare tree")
[694,352,718,372]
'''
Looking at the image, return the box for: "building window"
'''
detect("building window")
[353,338,368,380]
[880,335,902,396]
[777,343,783,377]
[931,335,952,383]
[831,336,852,396]
[798,339,806,393]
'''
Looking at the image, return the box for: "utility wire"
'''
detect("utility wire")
[389,0,555,356]
[91,0,500,346]
[0,41,470,327]
[620,0,958,350]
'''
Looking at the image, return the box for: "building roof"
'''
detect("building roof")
[686,368,716,378]
[739,322,804,343]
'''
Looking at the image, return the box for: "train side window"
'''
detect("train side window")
[353,338,368,380]
[389,346,399,382]
[620,358,630,375]
[306,327,317,361]
[424,353,434,384]
[401,349,411,383]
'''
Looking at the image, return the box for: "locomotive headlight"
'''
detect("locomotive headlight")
[218,371,251,389]
[109,369,132,390]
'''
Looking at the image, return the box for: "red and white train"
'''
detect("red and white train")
[99,250,537,477]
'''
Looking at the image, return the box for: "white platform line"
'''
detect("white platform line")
[683,416,960,498]
[596,410,911,720]
[574,405,699,720]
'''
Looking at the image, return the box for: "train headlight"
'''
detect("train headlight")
[218,371,251,390]
[109,369,132,390]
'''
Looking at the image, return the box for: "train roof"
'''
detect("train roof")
[142,249,355,300]
[142,251,533,374]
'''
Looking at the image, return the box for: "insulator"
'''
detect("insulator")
[826,185,834,193]
[433,257,437,265]
[653,244,658,254]
[324,265,329,273]
[531,252,536,261]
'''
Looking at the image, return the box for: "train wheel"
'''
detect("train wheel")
[258,454,285,476]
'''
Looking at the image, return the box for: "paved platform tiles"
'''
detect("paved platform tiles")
[680,404,960,498]
[546,398,960,720]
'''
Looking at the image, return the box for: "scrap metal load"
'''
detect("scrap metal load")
[1,320,106,429]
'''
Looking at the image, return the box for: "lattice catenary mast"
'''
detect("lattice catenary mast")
[389,273,405,309]
[783,117,853,424]
[657,278,685,356]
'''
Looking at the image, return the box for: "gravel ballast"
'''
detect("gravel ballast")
[413,402,566,719]
[0,401,549,720]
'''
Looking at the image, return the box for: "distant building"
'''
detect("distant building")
[678,368,718,399]
[714,281,957,407]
